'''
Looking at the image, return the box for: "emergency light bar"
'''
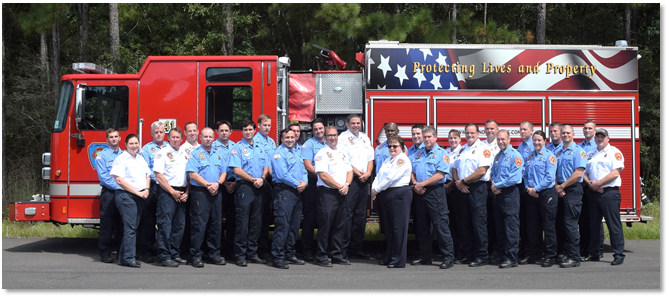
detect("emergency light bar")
[72,62,116,74]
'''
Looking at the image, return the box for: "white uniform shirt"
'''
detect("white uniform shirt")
[110,151,151,191]
[585,144,624,188]
[372,153,411,193]
[453,139,493,182]
[153,145,189,187]
[314,146,352,188]
[444,144,461,182]
[337,130,374,173]
[179,142,200,158]
[480,138,500,181]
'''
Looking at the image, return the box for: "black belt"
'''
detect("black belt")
[603,186,620,190]
[171,186,187,191]
[101,186,115,192]
[424,183,444,190]
[191,185,207,190]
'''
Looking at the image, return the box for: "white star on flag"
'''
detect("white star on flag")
[430,74,442,90]
[366,49,375,66]
[449,82,459,90]
[435,52,448,66]
[378,54,392,78]
[377,85,386,90]
[394,64,409,86]
[413,68,426,88]
[420,49,433,61]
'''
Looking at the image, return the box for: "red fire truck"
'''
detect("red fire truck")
[10,40,652,227]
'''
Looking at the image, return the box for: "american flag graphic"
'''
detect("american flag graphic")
[366,46,638,91]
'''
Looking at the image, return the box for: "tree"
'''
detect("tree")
[79,3,89,61]
[536,3,546,44]
[221,3,234,55]
[109,3,120,69]
[451,4,457,43]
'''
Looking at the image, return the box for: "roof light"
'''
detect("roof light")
[72,63,116,74]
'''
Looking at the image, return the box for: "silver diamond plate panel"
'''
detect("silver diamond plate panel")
[68,218,100,225]
[315,73,363,114]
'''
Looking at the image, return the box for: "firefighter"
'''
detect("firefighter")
[554,125,587,268]
[489,129,523,269]
[337,114,374,259]
[300,118,327,261]
[579,120,605,262]
[94,127,124,264]
[453,124,493,267]
[547,121,565,262]
[371,135,412,268]
[254,114,276,261]
[110,134,152,268]
[153,127,189,267]
[407,124,424,160]
[583,128,626,266]
[314,126,353,267]
[410,126,455,270]
[270,128,308,269]
[516,120,536,265]
[230,119,271,267]
[445,129,472,264]
[213,120,237,260]
[138,121,167,263]
[523,130,559,267]
[288,122,302,148]
[179,122,199,262]
[481,119,501,264]
[546,121,563,153]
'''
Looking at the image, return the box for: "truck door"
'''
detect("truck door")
[369,95,430,147]
[66,80,138,224]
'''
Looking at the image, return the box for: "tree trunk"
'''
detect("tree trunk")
[79,3,89,61]
[221,3,234,55]
[109,3,120,69]
[624,4,631,44]
[451,4,457,44]
[52,21,60,107]
[536,3,546,44]
[484,3,487,27]
[40,31,48,72]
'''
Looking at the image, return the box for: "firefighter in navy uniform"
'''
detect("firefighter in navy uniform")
[300,118,327,261]
[253,114,277,260]
[583,128,626,266]
[523,131,559,267]
[480,119,501,264]
[270,128,308,269]
[94,128,124,264]
[138,121,167,263]
[213,120,237,260]
[516,120,536,264]
[445,129,470,263]
[579,120,605,261]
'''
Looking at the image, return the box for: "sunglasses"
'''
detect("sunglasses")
[326,134,338,137]
[387,145,401,149]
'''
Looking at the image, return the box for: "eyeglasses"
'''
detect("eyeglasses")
[387,145,400,149]
[326,134,338,137]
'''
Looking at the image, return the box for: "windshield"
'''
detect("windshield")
[54,82,74,132]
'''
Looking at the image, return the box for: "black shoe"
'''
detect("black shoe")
[206,256,227,265]
[349,251,372,259]
[260,252,273,261]
[600,252,605,259]
[286,257,305,265]
[317,260,333,267]
[454,257,473,265]
[379,260,388,266]
[303,254,315,262]
[142,255,155,264]
[559,259,581,268]
[519,255,539,265]
[332,258,351,265]
[489,256,503,265]
[469,258,488,267]
[273,260,289,269]
[580,255,600,262]
[123,261,141,268]
[499,260,518,269]
[160,259,179,267]
[192,259,204,268]
[439,260,454,269]
[611,257,624,266]
[101,255,114,263]
[236,259,247,267]
[387,264,404,268]
[411,258,432,265]
[541,258,555,267]
[172,257,187,265]
[556,254,568,263]
[247,256,267,264]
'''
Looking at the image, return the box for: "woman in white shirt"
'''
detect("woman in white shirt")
[371,135,412,268]
[111,134,151,268]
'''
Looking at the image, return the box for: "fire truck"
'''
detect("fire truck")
[10,40,652,227]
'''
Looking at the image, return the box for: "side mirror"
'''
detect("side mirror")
[75,85,86,125]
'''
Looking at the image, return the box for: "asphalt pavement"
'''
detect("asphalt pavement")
[1,237,662,290]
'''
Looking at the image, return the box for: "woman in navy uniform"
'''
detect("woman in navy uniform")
[371,135,412,268]
[523,130,558,267]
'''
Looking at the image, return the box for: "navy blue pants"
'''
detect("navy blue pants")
[222,184,237,258]
[486,182,500,258]
[413,184,454,262]
[379,186,411,267]
[579,187,605,257]
[450,187,474,260]
[588,187,625,259]
[493,185,520,262]
[466,181,489,260]
[235,181,264,260]
[526,187,558,259]
[115,190,144,265]
[257,181,273,256]
[189,186,222,261]
[271,184,303,262]
[316,187,347,262]
[300,178,319,257]
[156,187,186,262]
[99,186,122,257]
[344,178,369,255]
[559,184,583,262]
[139,181,157,258]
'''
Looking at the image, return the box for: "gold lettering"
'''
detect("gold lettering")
[413,62,421,73]
[468,64,475,78]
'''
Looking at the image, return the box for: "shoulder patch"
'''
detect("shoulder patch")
[515,157,522,167]
[580,151,587,160]
[549,156,557,165]
[302,144,307,148]
[443,155,450,163]
[231,149,238,155]
[483,149,491,158]
[315,156,322,162]
[274,153,281,159]
[397,159,405,167]
[156,153,162,159]
[615,152,622,161]
[96,154,102,160]
[198,152,205,160]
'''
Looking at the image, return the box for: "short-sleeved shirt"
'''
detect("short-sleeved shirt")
[213,139,237,180]
[453,140,493,182]
[372,152,411,193]
[186,146,227,187]
[517,138,534,162]
[229,139,270,179]
[481,138,500,158]
[490,146,523,189]
[179,141,200,158]
[585,144,624,188]
[546,141,563,154]
[412,145,450,184]
[110,151,151,191]
[301,136,327,167]
[555,142,587,184]
[271,144,308,188]
[253,132,277,154]
[95,148,124,189]
[524,147,557,192]
[338,130,374,173]
[374,142,408,175]
[579,138,597,152]
[153,145,189,187]
[407,143,424,161]
[443,145,461,182]
[141,141,167,182]
[314,146,352,188]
